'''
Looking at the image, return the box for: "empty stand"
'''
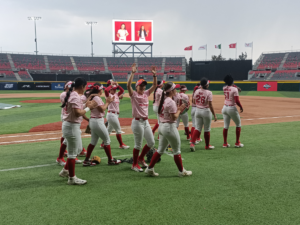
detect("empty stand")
[0,70,17,80]
[271,70,299,80]
[138,58,162,71]
[0,54,11,69]
[164,58,183,71]
[257,53,285,70]
[11,54,46,70]
[283,52,300,69]
[107,58,134,72]
[73,57,105,71]
[47,56,74,71]
[18,71,32,81]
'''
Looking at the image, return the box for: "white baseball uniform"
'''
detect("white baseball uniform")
[89,96,111,146]
[118,29,128,41]
[222,85,241,129]
[176,92,190,128]
[157,97,181,155]
[105,85,124,134]
[191,86,199,127]
[153,88,163,122]
[130,90,155,150]
[62,91,84,159]
[194,88,213,132]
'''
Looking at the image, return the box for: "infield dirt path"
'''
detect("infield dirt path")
[1,93,300,145]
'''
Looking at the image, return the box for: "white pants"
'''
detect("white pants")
[106,112,122,134]
[157,123,181,155]
[153,105,160,123]
[222,106,241,129]
[191,107,196,127]
[176,112,189,128]
[139,38,146,42]
[62,121,82,159]
[131,119,155,150]
[89,118,111,146]
[195,108,212,132]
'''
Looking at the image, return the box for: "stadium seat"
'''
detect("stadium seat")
[11,54,46,70]
[0,54,11,69]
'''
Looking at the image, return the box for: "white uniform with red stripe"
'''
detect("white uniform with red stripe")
[222,85,241,129]
[157,97,181,155]
[105,86,124,135]
[191,86,199,127]
[175,92,190,128]
[153,88,163,121]
[89,96,111,146]
[193,88,213,132]
[130,90,155,150]
[62,91,84,159]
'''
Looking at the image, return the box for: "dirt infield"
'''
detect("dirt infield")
[21,99,61,103]
[0,92,300,145]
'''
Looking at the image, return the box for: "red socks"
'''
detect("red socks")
[204,132,210,147]
[223,128,228,144]
[148,151,161,168]
[191,130,200,144]
[139,145,151,161]
[58,143,67,159]
[191,127,195,138]
[66,158,75,177]
[152,123,159,134]
[174,154,183,172]
[133,148,140,166]
[86,144,95,160]
[116,134,124,146]
[236,127,241,143]
[184,127,190,138]
[60,137,64,145]
[104,145,113,160]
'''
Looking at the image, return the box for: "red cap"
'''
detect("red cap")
[107,80,112,85]
[135,79,147,87]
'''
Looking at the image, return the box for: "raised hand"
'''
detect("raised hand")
[131,63,137,74]
[151,65,157,76]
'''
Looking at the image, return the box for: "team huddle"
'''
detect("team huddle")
[56,63,244,185]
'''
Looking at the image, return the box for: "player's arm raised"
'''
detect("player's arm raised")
[127,63,136,97]
[97,96,114,113]
[208,101,217,122]
[148,66,158,94]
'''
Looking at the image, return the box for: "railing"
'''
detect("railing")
[262,49,300,54]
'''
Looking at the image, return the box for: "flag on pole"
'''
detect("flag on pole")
[245,42,253,47]
[229,43,237,48]
[215,44,221,49]
[184,46,193,51]
[198,45,207,50]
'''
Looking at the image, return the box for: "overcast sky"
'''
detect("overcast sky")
[1,0,299,62]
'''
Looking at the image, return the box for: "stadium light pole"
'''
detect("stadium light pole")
[86,22,97,57]
[28,17,41,55]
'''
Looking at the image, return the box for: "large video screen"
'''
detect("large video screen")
[112,20,153,43]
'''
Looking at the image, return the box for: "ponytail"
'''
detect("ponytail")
[61,83,74,108]
[61,77,87,108]
[158,91,165,114]
[153,86,159,104]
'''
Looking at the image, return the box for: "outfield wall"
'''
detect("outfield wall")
[0,81,300,92]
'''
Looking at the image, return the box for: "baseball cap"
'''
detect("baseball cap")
[135,79,147,88]
[107,79,113,85]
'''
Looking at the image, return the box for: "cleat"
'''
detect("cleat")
[56,158,66,166]
[78,149,87,157]
[145,167,159,176]
[190,143,195,152]
[67,176,87,185]
[83,159,97,167]
[75,158,82,164]
[205,145,215,150]
[100,142,104,148]
[119,144,130,149]
[138,159,148,168]
[178,168,192,177]
[108,158,121,165]
[196,138,202,144]
[59,168,69,177]
[223,143,230,148]
[235,142,244,148]
[131,164,143,172]
[63,150,68,157]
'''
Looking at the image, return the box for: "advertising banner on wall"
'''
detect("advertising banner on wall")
[112,20,153,43]
[0,82,18,90]
[51,82,65,90]
[35,83,51,90]
[18,82,34,90]
[257,82,278,91]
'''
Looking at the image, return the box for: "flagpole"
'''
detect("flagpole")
[191,45,193,59]
[236,43,237,59]
[252,42,253,60]
[206,44,207,60]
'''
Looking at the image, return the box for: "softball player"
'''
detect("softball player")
[152,80,165,136]
[190,78,217,151]
[176,85,191,140]
[83,84,121,166]
[57,81,85,166]
[127,63,157,172]
[58,77,97,185]
[222,75,244,148]
[145,82,192,177]
[105,81,129,149]
[190,83,202,144]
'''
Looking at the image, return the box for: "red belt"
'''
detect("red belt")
[91,117,103,118]
[135,117,148,121]
[108,111,119,114]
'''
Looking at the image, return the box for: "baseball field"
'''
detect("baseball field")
[1,90,300,224]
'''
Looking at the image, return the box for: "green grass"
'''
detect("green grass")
[1,121,300,224]
[0,90,62,94]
